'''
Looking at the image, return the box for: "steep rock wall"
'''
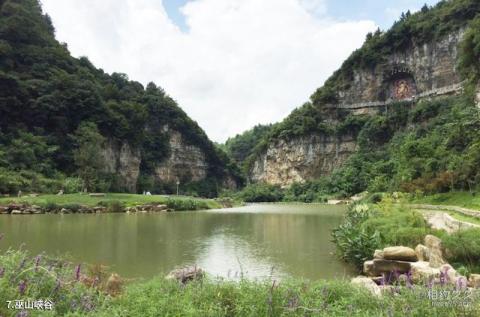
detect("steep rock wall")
[250,30,466,186]
[155,130,208,183]
[250,134,356,186]
[102,140,142,192]
[102,129,224,192]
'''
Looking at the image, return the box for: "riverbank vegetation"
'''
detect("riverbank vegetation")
[0,246,478,317]
[0,193,221,212]
[332,194,480,275]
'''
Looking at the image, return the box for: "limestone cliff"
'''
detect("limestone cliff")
[249,28,466,186]
[102,128,238,193]
[155,130,208,183]
[250,134,356,186]
[103,140,141,192]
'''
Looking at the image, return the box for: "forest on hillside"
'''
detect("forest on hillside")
[226,0,480,202]
[0,0,242,196]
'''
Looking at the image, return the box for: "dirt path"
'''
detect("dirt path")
[408,204,480,233]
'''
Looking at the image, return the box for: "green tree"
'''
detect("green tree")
[72,122,106,192]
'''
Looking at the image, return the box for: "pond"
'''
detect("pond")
[0,204,355,280]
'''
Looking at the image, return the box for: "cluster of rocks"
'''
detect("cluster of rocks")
[0,204,43,214]
[352,235,480,297]
[0,203,174,215]
[166,266,204,284]
[0,204,107,214]
[125,204,171,213]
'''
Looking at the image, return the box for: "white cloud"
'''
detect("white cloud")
[40,0,376,142]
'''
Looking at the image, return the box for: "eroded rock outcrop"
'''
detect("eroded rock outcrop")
[155,130,208,183]
[101,127,238,192]
[249,30,466,186]
[103,140,141,192]
[250,134,356,186]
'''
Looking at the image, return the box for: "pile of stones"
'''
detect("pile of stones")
[0,204,105,214]
[125,204,170,213]
[351,235,480,296]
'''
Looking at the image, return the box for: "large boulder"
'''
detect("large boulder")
[410,261,440,283]
[439,264,467,286]
[363,260,376,276]
[383,246,417,262]
[415,244,430,262]
[468,274,480,288]
[351,276,382,297]
[373,250,384,260]
[167,266,204,284]
[424,235,445,268]
[372,259,412,274]
[364,259,412,276]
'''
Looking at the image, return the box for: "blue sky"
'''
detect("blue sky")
[42,0,442,141]
[164,0,440,32]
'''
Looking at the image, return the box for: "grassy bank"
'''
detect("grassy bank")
[412,192,480,210]
[333,194,480,274]
[0,193,223,212]
[0,248,478,317]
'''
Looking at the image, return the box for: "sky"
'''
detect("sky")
[40,0,440,142]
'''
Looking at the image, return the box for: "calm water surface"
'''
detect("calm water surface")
[0,204,354,280]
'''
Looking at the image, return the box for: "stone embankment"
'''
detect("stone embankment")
[351,235,480,297]
[0,203,172,215]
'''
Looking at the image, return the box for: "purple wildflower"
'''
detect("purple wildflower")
[406,270,413,289]
[386,271,393,285]
[18,280,27,295]
[75,264,81,281]
[15,310,28,317]
[456,277,467,290]
[0,233,4,241]
[34,255,41,272]
[0,267,5,277]
[18,258,26,270]
[440,268,447,286]
[427,276,435,289]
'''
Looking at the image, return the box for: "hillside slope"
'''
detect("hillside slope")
[0,0,243,197]
[244,0,480,197]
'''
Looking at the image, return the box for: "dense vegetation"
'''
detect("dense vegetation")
[1,246,478,316]
[234,0,480,190]
[235,94,480,202]
[332,195,480,275]
[0,0,242,197]
[221,124,272,172]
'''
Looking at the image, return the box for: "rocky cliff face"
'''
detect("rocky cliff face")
[250,30,466,186]
[335,29,464,108]
[103,140,142,192]
[155,130,208,183]
[102,128,229,192]
[250,134,356,186]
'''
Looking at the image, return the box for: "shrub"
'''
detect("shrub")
[166,198,209,211]
[442,228,480,273]
[332,204,381,269]
[106,200,125,213]
[42,201,59,213]
[63,203,82,213]
[63,177,83,194]
[238,183,284,202]
[360,205,433,247]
